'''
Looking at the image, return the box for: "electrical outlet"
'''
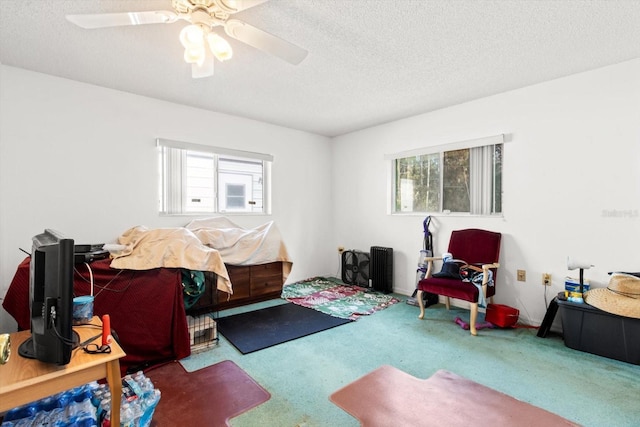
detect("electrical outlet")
[337,246,345,254]
[517,270,526,282]
[542,273,552,286]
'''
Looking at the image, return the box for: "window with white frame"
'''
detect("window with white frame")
[157,139,272,215]
[390,135,503,215]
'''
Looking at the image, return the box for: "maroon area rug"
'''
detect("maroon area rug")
[147,360,270,426]
[330,366,578,427]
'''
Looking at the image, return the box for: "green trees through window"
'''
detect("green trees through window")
[394,143,502,215]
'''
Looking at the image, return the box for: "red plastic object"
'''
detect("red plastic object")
[102,314,113,346]
[485,304,519,328]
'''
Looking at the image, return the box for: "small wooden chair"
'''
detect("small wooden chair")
[416,228,501,335]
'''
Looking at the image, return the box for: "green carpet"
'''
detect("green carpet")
[180,297,640,427]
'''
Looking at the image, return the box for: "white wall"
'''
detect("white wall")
[2,59,639,332]
[331,58,640,327]
[0,66,333,332]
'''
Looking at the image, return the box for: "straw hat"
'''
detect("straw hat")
[584,273,640,319]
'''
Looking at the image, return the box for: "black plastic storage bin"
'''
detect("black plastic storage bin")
[557,299,640,365]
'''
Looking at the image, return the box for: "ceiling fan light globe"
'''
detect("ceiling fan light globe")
[179,24,205,48]
[184,46,206,65]
[192,56,215,78]
[207,33,233,61]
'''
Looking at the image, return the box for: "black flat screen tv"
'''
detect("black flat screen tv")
[18,229,77,365]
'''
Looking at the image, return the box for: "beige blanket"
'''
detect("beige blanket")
[186,217,293,282]
[110,226,232,294]
[109,218,293,295]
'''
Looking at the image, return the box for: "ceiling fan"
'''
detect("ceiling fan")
[66,0,308,78]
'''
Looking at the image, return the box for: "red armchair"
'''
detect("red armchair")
[416,228,502,335]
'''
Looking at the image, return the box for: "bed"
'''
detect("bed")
[2,217,293,373]
[3,257,191,375]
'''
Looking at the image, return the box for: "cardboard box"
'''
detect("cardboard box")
[564,278,590,299]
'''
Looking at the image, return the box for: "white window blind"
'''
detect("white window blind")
[157,138,272,215]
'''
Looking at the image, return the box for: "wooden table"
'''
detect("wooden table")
[0,317,125,426]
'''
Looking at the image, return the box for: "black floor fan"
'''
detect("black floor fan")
[407,216,438,307]
[341,250,370,287]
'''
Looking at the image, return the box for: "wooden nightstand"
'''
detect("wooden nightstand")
[0,316,126,426]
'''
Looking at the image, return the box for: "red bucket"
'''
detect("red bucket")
[486,304,519,328]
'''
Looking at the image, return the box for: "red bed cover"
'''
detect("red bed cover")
[2,257,191,375]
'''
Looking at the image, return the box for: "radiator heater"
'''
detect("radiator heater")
[370,246,393,293]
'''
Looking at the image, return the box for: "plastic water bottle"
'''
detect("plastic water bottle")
[139,378,155,403]
[101,392,112,407]
[133,372,148,395]
[64,399,83,425]
[98,398,111,427]
[86,381,100,393]
[48,407,66,426]
[76,397,97,424]
[92,384,108,408]
[2,402,39,422]
[56,391,73,411]
[138,389,161,427]
[30,410,50,426]
[129,399,144,426]
[123,373,144,400]
[101,410,111,427]
[38,395,60,412]
[120,403,135,427]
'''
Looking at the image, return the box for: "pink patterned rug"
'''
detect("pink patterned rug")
[281,277,399,320]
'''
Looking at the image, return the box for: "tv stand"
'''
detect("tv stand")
[17,331,80,360]
[1,317,125,426]
[18,336,36,359]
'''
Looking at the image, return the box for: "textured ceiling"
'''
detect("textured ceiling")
[1,0,640,137]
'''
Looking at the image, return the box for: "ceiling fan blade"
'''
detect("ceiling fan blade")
[219,0,269,14]
[224,19,308,65]
[66,11,178,29]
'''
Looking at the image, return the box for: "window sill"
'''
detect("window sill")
[390,212,504,219]
[159,212,270,217]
